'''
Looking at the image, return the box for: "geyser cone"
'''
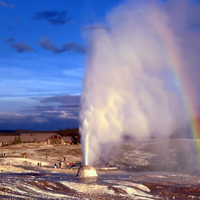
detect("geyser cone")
[76,165,98,178]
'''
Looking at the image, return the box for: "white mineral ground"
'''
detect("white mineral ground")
[0,139,199,173]
[0,143,82,174]
[0,139,200,199]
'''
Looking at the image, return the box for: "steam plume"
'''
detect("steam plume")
[80,0,199,165]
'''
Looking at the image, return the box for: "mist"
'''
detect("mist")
[80,0,200,165]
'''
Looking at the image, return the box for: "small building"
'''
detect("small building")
[0,136,16,146]
[63,136,73,145]
[47,134,64,145]
[20,133,64,145]
[0,133,67,146]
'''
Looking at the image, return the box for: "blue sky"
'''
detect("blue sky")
[0,0,200,131]
[0,0,123,98]
[0,0,123,130]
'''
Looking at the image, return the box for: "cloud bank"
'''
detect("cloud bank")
[0,95,80,130]
[33,10,72,25]
[11,43,35,53]
[39,37,86,54]
[80,0,200,165]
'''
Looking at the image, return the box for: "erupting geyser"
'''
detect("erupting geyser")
[79,0,196,167]
[76,165,98,178]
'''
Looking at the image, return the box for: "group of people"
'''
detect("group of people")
[102,162,109,167]
[54,162,72,169]
[59,157,66,162]
[37,162,42,167]
[1,153,5,157]
[55,162,64,168]
[22,153,27,158]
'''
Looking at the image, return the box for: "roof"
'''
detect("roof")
[20,133,60,142]
[62,136,72,143]
[0,136,16,143]
[0,133,64,143]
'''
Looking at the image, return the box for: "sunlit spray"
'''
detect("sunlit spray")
[79,0,200,166]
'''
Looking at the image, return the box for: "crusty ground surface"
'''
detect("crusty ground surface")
[0,143,82,173]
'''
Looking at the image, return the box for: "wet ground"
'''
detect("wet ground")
[1,170,200,199]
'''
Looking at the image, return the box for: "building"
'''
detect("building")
[0,135,16,146]
[63,136,73,145]
[0,133,76,146]
[47,134,64,145]
[20,133,64,145]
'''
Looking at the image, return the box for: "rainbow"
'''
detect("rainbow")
[153,15,200,165]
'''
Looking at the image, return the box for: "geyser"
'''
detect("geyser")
[80,0,198,166]
[76,165,98,178]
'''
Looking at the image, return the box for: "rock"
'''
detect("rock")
[76,165,98,178]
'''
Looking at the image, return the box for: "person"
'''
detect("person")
[40,162,42,167]
[55,163,57,168]
[106,162,109,167]
[37,162,39,167]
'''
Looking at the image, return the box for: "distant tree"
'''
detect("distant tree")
[14,136,18,144]
[17,136,21,143]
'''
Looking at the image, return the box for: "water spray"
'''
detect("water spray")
[80,0,189,169]
[77,118,98,178]
[84,132,89,166]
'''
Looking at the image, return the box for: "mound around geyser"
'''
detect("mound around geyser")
[76,166,98,178]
